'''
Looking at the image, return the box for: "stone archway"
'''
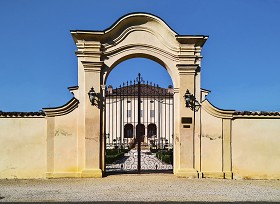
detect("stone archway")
[71,13,208,178]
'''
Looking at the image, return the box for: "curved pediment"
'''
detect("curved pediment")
[71,13,180,52]
[102,13,179,49]
[104,12,178,36]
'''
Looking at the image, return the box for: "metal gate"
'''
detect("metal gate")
[105,73,174,174]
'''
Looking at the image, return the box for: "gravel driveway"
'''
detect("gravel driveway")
[1,174,280,202]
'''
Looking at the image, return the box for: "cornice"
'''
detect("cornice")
[71,13,178,43]
[176,35,209,47]
[43,97,79,117]
[71,13,208,50]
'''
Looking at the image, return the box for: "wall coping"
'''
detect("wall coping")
[202,99,280,119]
[43,97,79,117]
[0,110,45,118]
[201,99,234,119]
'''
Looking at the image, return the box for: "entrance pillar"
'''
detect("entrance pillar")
[175,64,199,178]
[81,60,103,178]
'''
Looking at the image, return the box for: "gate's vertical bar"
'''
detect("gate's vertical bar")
[146,81,149,144]
[110,90,114,146]
[120,85,122,149]
[168,91,171,148]
[135,80,137,150]
[108,87,110,147]
[137,73,141,173]
[154,84,156,126]
[158,85,161,149]
[153,83,156,147]
[172,92,174,147]
[126,81,128,148]
[165,89,167,148]
[115,87,118,148]
[168,92,173,147]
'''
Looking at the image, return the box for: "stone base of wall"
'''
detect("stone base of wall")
[175,168,199,178]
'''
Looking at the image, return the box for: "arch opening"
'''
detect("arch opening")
[105,58,174,174]
[106,57,173,89]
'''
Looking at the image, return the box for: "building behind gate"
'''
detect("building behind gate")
[0,13,280,179]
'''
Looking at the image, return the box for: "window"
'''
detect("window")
[136,124,145,142]
[127,110,131,117]
[124,124,133,138]
[148,124,157,137]
[140,110,143,117]
[150,110,155,117]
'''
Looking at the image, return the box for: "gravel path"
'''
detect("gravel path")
[0,174,280,202]
[106,149,173,172]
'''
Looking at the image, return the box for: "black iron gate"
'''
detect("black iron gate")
[105,73,174,174]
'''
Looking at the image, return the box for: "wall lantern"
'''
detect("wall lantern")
[88,87,98,106]
[184,89,201,112]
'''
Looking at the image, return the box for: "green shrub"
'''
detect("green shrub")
[106,152,125,164]
[156,150,173,164]
[105,149,129,164]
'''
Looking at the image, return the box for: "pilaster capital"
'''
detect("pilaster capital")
[75,41,102,58]
[176,64,200,75]
[81,61,104,72]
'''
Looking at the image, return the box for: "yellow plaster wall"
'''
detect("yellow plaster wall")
[0,118,46,179]
[201,108,223,173]
[53,109,78,173]
[232,119,280,179]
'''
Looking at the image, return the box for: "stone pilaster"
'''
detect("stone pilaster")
[222,119,233,179]
[175,64,199,178]
[46,116,55,178]
[81,61,103,178]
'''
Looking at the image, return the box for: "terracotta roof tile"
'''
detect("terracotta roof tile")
[0,111,45,117]
[233,111,280,116]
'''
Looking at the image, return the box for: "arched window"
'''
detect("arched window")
[136,124,145,136]
[124,124,133,138]
[136,124,145,142]
[148,123,157,138]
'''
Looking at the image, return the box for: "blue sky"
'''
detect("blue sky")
[0,0,280,111]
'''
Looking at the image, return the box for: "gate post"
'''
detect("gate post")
[73,38,104,178]
[174,64,199,178]
[81,61,103,178]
